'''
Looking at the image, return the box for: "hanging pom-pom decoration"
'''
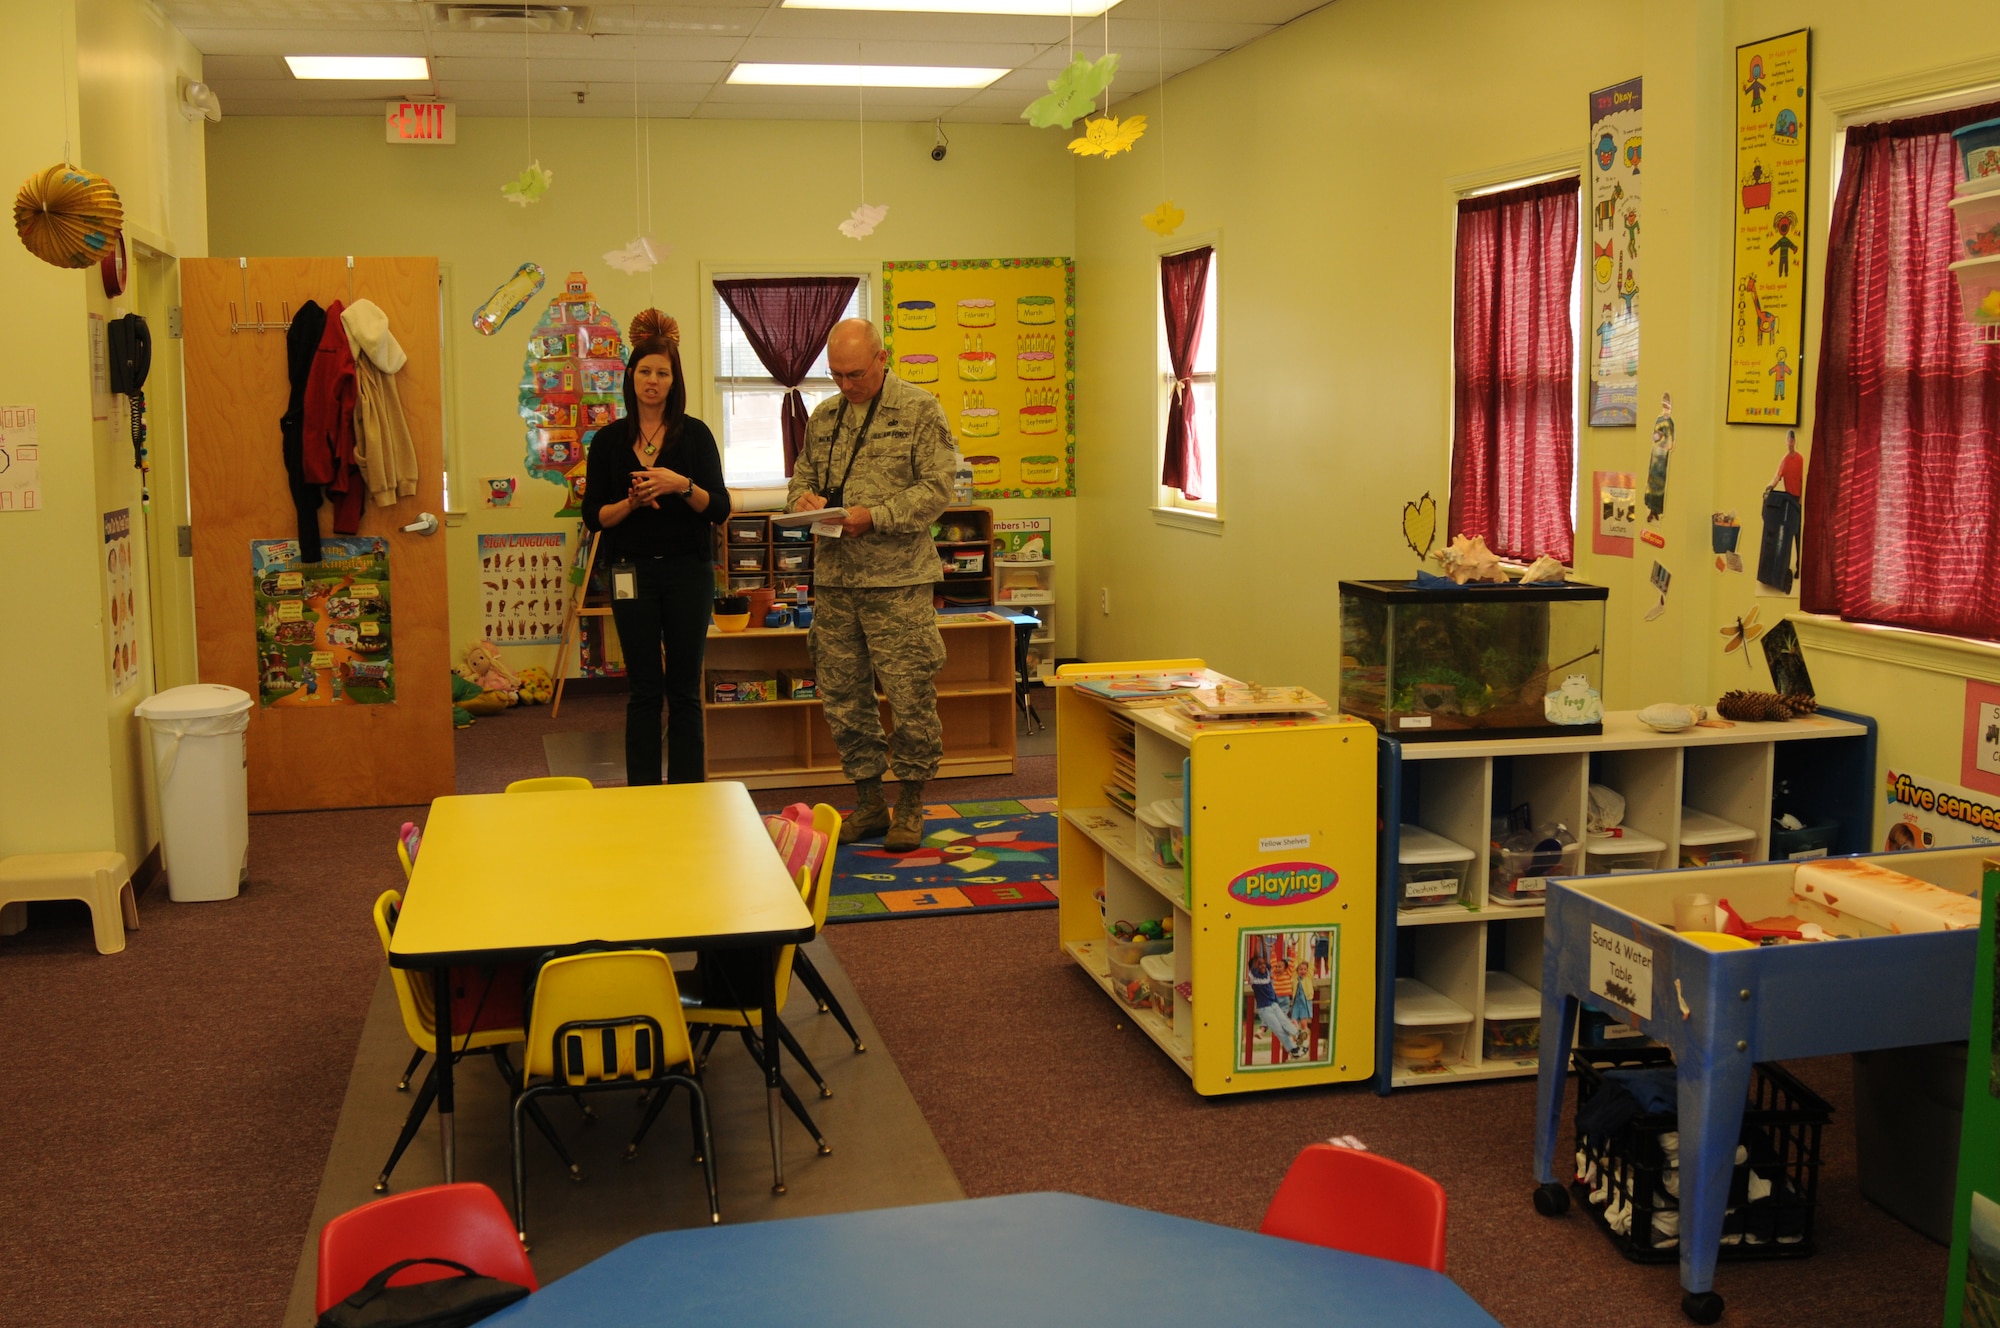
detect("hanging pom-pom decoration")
[14,164,123,269]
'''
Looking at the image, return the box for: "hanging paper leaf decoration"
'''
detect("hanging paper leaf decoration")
[1022,53,1120,130]
[501,160,554,206]
[1401,492,1438,560]
[13,164,123,270]
[1141,200,1185,237]
[1068,113,1147,158]
[603,235,666,274]
[838,203,889,240]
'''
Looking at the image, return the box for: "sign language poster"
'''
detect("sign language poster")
[1727,29,1811,425]
[1587,78,1643,428]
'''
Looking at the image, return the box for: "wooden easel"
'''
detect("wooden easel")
[548,528,610,718]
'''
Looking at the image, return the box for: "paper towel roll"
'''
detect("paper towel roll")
[1791,858,1980,933]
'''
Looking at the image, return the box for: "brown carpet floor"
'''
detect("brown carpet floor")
[823,911,1950,1327]
[0,693,1952,1326]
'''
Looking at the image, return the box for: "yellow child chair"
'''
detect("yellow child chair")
[511,949,719,1244]
[680,866,833,1161]
[504,776,594,793]
[371,890,580,1193]
[786,805,865,1054]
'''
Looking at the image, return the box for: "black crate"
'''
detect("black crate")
[1569,1045,1829,1264]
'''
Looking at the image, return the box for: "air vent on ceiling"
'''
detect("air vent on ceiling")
[432,4,590,33]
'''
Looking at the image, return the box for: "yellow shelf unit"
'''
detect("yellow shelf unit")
[701,614,1017,789]
[1055,660,1379,1096]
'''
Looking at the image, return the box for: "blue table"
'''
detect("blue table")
[483,1192,1500,1326]
[1533,845,1986,1322]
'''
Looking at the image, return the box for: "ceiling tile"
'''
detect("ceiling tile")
[173,27,431,56]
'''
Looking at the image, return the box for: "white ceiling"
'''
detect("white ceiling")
[155,0,1330,122]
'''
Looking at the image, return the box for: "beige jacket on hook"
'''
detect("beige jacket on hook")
[339,299,419,507]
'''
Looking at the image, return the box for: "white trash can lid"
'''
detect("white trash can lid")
[136,683,254,720]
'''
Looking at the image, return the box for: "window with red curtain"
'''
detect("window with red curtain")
[1449,177,1580,564]
[1801,101,2000,640]
[1159,245,1215,503]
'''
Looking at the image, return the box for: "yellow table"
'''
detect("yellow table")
[390,782,815,1192]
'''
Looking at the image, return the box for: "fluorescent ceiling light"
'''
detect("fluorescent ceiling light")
[285,56,431,81]
[729,63,1007,89]
[783,0,1119,12]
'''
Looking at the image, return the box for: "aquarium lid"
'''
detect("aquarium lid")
[1586,828,1667,855]
[1482,970,1542,1020]
[1398,824,1476,864]
[1678,807,1756,846]
[1339,578,1608,603]
[1393,977,1472,1026]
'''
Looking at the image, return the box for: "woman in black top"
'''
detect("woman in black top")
[582,310,731,784]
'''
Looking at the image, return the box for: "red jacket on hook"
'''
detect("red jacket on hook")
[301,298,367,535]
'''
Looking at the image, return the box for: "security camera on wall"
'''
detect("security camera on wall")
[931,119,949,163]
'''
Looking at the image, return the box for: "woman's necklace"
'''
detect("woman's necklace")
[636,420,663,459]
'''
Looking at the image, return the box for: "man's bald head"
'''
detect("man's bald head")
[827,317,889,404]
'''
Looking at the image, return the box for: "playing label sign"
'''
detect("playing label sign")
[1589,924,1654,1020]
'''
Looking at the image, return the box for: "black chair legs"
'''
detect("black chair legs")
[514,1072,718,1248]
[376,1063,440,1191]
[397,1046,427,1091]
[736,1027,832,1155]
[771,1017,833,1099]
[794,952,866,1052]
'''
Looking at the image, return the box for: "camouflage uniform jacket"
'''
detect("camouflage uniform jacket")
[787,373,955,588]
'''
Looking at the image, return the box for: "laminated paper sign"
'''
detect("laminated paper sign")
[104,508,138,694]
[1727,29,1811,425]
[251,537,395,707]
[479,531,567,645]
[1587,78,1643,427]
[882,258,1075,498]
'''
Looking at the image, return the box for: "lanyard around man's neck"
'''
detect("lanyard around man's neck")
[822,389,881,499]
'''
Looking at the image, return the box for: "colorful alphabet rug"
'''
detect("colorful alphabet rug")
[825,798,1059,921]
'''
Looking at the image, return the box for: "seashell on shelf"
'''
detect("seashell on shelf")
[1638,702,1706,732]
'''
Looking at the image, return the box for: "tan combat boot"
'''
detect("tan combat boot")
[883,780,927,852]
[839,776,890,843]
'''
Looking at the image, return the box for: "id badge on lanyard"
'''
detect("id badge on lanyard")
[611,560,637,600]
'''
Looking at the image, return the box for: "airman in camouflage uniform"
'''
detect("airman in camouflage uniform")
[788,318,956,851]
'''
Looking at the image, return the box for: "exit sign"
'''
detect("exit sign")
[385,101,455,144]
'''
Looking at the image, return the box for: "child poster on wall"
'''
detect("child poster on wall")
[519,271,624,517]
[882,258,1075,498]
[479,531,567,645]
[0,404,41,511]
[1236,926,1336,1072]
[104,508,139,695]
[1726,29,1811,425]
[251,537,394,708]
[1587,78,1643,427]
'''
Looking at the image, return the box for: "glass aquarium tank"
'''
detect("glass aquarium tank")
[1338,580,1609,740]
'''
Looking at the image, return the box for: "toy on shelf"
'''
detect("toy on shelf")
[461,639,522,707]
[1715,689,1816,721]
[1179,682,1329,719]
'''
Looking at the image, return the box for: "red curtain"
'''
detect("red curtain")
[1449,177,1580,564]
[714,276,860,476]
[1159,245,1212,498]
[1801,102,2000,639]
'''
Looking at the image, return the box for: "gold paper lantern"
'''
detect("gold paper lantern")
[13,164,123,270]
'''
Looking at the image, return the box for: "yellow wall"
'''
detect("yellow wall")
[0,0,204,866]
[204,116,1077,674]
[1072,0,2000,807]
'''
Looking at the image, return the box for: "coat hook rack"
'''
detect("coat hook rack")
[347,254,355,302]
[228,256,292,334]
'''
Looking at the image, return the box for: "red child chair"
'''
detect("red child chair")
[1259,1142,1448,1272]
[316,1182,538,1314]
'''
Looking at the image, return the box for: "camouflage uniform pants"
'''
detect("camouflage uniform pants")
[809,584,945,783]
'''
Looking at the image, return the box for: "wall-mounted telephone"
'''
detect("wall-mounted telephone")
[108,313,151,396]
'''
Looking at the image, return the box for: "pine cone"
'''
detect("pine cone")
[1717,689,1795,722]
[1784,692,1818,715]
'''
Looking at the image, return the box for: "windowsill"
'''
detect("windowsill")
[1787,612,2000,683]
[1151,506,1223,535]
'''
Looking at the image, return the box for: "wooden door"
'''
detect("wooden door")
[182,257,453,812]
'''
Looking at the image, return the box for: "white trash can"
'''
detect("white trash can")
[135,683,253,902]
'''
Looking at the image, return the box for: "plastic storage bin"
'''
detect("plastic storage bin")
[1950,184,2000,257]
[1585,828,1667,875]
[1490,839,1581,904]
[1678,807,1756,867]
[1770,820,1838,860]
[134,684,254,902]
[1338,578,1609,740]
[1950,254,2000,336]
[1140,954,1176,1018]
[1955,116,2000,184]
[1570,1045,1829,1263]
[1392,977,1471,1074]
[1137,799,1185,869]
[1105,923,1172,1006]
[1398,824,1476,909]
[1482,970,1542,1061]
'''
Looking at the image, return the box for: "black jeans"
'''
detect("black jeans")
[1758,489,1801,593]
[608,556,712,785]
